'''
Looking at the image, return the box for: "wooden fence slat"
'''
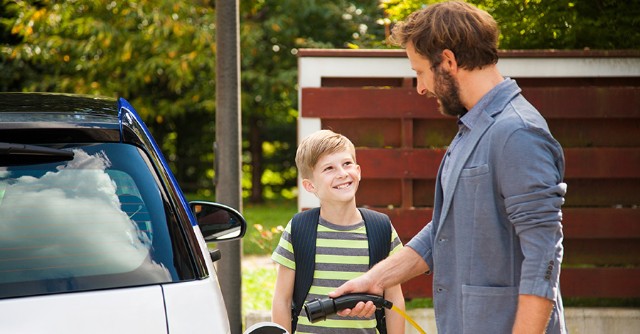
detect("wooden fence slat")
[561,208,640,239]
[302,86,640,119]
[564,148,640,178]
[357,148,640,179]
[400,268,640,299]
[302,87,440,119]
[563,239,640,265]
[560,268,640,298]
[374,208,640,241]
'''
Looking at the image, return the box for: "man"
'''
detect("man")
[329,1,567,333]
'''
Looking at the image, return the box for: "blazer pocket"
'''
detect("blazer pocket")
[461,285,518,334]
[459,164,489,178]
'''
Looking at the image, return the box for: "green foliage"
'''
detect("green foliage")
[381,0,640,50]
[1,0,217,192]
[239,1,388,201]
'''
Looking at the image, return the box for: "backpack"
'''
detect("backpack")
[290,207,392,333]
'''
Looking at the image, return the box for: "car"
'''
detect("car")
[0,92,247,333]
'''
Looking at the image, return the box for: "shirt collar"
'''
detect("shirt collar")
[458,78,511,130]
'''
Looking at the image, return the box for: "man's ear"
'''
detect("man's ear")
[301,178,316,193]
[441,49,458,72]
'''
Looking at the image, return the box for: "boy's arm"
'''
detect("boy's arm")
[271,264,295,333]
[383,284,405,334]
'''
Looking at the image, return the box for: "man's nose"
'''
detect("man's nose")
[416,81,427,95]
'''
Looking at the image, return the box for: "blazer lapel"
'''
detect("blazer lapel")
[436,111,495,232]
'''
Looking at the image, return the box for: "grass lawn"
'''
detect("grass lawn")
[241,199,295,316]
[242,198,297,255]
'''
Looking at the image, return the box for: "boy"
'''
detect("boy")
[271,130,405,334]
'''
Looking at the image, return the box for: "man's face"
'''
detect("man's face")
[432,64,467,117]
[406,42,467,117]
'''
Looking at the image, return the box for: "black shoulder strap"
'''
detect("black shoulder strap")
[359,208,392,334]
[290,207,392,333]
[359,208,392,267]
[290,207,321,332]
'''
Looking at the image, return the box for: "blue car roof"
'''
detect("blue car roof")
[0,92,122,143]
[0,92,198,226]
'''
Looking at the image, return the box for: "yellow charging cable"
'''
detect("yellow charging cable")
[391,304,427,334]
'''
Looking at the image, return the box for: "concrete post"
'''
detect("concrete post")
[215,0,242,333]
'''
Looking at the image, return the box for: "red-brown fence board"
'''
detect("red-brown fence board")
[402,268,640,299]
[299,49,640,298]
[301,86,640,119]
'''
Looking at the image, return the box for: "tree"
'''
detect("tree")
[381,0,640,50]
[1,0,388,202]
[1,0,218,193]
[239,0,386,203]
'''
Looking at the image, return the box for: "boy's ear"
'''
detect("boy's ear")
[301,178,316,193]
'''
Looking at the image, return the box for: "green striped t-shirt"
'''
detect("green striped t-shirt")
[271,216,403,334]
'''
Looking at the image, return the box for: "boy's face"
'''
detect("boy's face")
[302,149,360,204]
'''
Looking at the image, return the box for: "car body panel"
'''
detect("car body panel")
[163,277,231,334]
[0,286,167,333]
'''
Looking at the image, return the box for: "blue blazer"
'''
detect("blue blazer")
[407,79,567,333]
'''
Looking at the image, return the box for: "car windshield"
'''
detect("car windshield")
[0,143,196,299]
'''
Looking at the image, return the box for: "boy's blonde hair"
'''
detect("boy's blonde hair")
[295,130,356,180]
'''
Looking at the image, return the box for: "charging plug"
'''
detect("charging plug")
[304,293,393,323]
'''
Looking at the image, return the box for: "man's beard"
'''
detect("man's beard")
[433,66,467,117]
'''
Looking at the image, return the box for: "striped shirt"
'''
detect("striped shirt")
[272,216,403,334]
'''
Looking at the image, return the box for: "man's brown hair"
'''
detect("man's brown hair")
[295,130,356,180]
[391,1,499,70]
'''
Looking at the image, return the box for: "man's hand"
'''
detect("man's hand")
[328,271,382,318]
[329,247,428,318]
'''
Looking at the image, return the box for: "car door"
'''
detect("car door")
[0,286,167,333]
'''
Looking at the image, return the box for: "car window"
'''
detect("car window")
[0,143,196,299]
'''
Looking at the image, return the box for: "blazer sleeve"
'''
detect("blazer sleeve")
[497,127,566,300]
[406,221,436,274]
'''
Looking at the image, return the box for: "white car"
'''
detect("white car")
[0,93,247,333]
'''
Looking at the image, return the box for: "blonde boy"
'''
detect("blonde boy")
[271,129,405,333]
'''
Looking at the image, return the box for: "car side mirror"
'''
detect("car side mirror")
[189,201,247,242]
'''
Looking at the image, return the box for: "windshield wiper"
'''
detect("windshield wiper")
[0,142,74,165]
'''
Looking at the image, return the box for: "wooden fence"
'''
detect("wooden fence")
[298,49,640,299]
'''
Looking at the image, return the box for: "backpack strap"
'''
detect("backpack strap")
[290,207,392,333]
[359,208,392,266]
[290,207,321,332]
[359,208,392,334]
